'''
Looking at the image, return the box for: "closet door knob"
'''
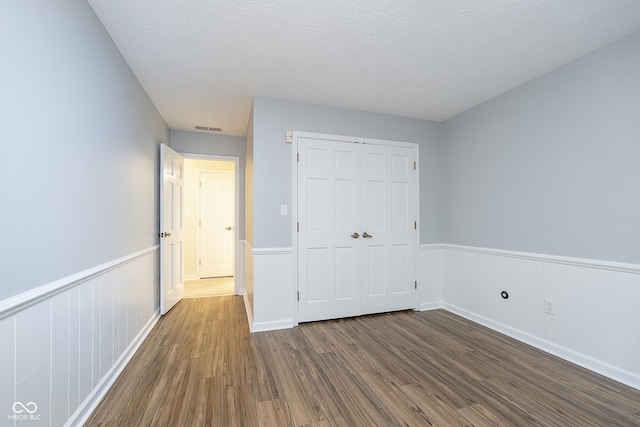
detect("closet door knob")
[362,232,373,238]
[351,233,360,239]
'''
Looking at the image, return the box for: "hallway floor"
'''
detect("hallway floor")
[184,277,235,298]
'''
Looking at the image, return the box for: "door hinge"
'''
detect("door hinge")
[297,152,299,162]
[297,222,300,232]
[199,260,201,266]
[414,221,417,230]
[414,281,418,289]
[199,181,202,187]
[199,220,201,226]
[414,161,416,170]
[297,291,300,301]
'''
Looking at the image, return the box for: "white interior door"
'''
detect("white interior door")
[297,138,361,322]
[297,135,417,323]
[160,144,184,315]
[360,145,416,314]
[199,170,235,278]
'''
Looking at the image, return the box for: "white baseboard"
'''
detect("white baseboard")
[443,303,640,390]
[251,319,295,333]
[418,301,444,311]
[68,310,160,426]
[252,247,293,255]
[243,292,254,332]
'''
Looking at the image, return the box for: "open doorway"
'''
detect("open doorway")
[183,156,238,298]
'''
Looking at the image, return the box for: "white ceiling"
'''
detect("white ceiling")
[87,0,640,136]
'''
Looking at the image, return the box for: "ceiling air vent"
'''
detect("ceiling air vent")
[195,125,223,132]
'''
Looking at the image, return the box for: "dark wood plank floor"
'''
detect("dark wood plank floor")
[86,296,640,426]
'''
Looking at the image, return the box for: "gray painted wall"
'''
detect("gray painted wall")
[1,0,169,301]
[442,31,640,264]
[251,97,443,248]
[170,130,246,239]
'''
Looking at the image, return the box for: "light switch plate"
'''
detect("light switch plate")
[280,205,288,216]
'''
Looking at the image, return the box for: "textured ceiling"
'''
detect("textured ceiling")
[87,0,640,136]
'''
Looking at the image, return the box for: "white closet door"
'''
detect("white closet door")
[297,137,361,322]
[297,135,417,323]
[360,145,416,314]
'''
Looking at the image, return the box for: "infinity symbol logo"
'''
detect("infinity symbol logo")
[12,402,38,414]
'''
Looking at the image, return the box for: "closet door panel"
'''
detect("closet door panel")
[298,138,361,322]
[361,145,417,314]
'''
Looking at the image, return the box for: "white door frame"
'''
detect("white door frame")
[180,152,241,293]
[291,131,420,326]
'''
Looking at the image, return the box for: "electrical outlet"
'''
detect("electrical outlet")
[544,299,555,315]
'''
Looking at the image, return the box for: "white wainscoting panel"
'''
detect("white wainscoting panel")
[235,240,246,295]
[244,241,255,329]
[0,314,15,423]
[418,244,444,310]
[251,248,293,332]
[441,244,640,389]
[443,248,545,338]
[0,246,160,426]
